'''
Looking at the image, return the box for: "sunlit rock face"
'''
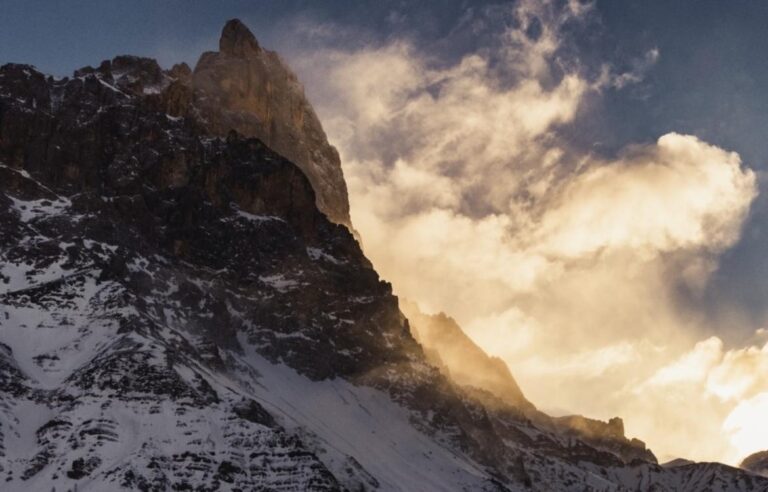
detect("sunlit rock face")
[400,301,656,465]
[58,19,351,229]
[401,300,534,411]
[551,416,655,464]
[192,19,351,227]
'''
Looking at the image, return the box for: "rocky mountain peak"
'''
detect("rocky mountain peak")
[741,450,768,476]
[192,20,352,227]
[400,300,533,411]
[48,19,353,228]
[219,18,261,57]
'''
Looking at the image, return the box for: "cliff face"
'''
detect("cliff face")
[742,451,768,477]
[191,19,351,227]
[400,300,533,411]
[1,20,767,492]
[58,19,352,228]
[400,301,656,465]
[0,61,410,384]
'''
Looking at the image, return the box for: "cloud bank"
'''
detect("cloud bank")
[287,0,761,464]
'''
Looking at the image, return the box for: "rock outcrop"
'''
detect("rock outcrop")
[551,415,655,464]
[57,19,352,229]
[400,300,533,411]
[400,300,655,465]
[742,450,768,477]
[192,19,351,227]
[663,458,696,468]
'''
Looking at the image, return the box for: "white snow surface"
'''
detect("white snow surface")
[0,256,500,491]
[230,336,497,492]
[307,247,344,265]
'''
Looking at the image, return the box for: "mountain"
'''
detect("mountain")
[400,302,656,465]
[192,20,351,228]
[399,300,533,411]
[1,19,767,492]
[742,451,768,477]
[58,19,351,228]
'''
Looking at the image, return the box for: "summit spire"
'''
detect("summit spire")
[219,18,260,57]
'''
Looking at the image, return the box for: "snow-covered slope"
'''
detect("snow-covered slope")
[0,261,496,491]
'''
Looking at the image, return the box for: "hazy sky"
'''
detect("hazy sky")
[3,0,768,464]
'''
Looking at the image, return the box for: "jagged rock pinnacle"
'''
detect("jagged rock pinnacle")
[220,18,260,57]
[193,19,353,227]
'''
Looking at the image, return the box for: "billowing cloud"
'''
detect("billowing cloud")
[725,392,768,461]
[633,335,768,463]
[536,133,755,259]
[287,0,761,465]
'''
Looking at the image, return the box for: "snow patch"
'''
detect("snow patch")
[307,247,344,265]
[9,196,70,223]
[258,274,299,293]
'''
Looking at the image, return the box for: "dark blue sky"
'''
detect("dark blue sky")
[2,0,768,338]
